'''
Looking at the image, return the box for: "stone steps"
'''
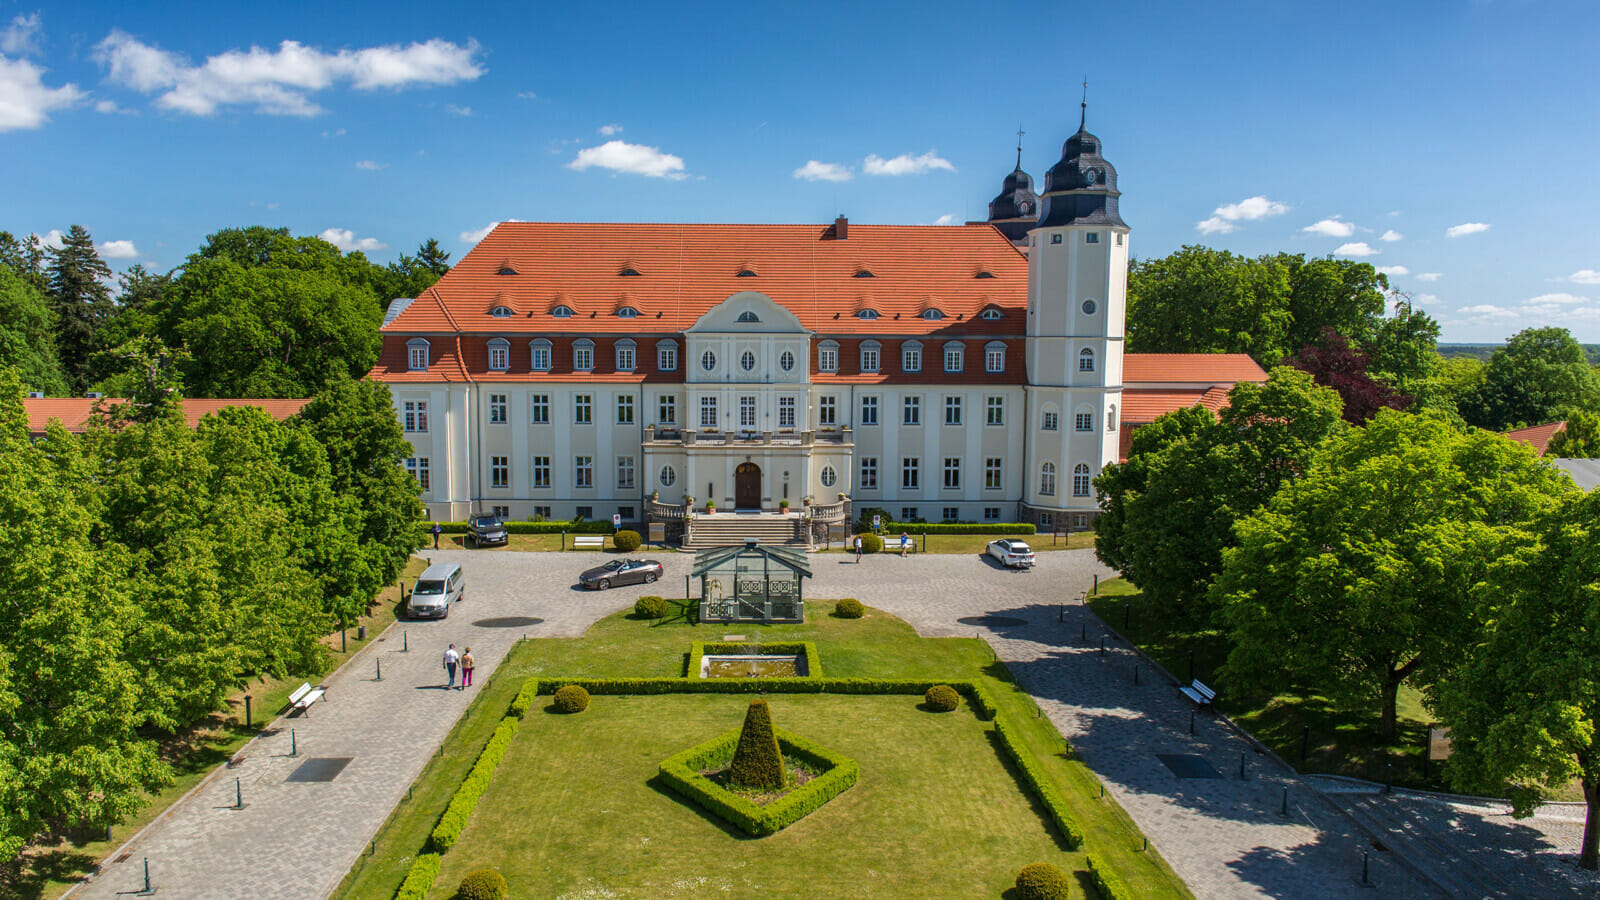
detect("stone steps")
[684,515,805,550]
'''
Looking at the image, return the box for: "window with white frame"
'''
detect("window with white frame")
[403,400,428,432]
[407,339,429,371]
[574,394,592,425]
[740,350,756,372]
[658,394,676,426]
[903,396,920,426]
[819,396,837,426]
[575,505,592,519]
[1079,347,1095,372]
[1040,461,1057,496]
[530,394,549,424]
[821,466,837,487]
[617,307,639,319]
[491,306,513,317]
[616,456,635,490]
[616,340,636,372]
[552,305,574,318]
[574,339,594,371]
[1073,463,1092,496]
[944,396,962,426]
[739,396,756,429]
[779,350,795,372]
[860,457,878,489]
[574,456,593,488]
[942,506,959,522]
[736,310,760,323]
[616,394,634,424]
[860,395,878,425]
[984,458,1003,490]
[534,505,552,519]
[818,341,838,373]
[701,350,717,372]
[986,396,1004,426]
[902,457,920,489]
[984,507,1000,521]
[657,340,678,371]
[1109,404,1118,431]
[943,342,964,373]
[659,464,676,487]
[532,455,550,488]
[902,342,922,373]
[488,338,509,371]
[405,457,430,492]
[778,396,795,428]
[981,308,1003,320]
[491,456,509,488]
[985,341,1006,373]
[1076,411,1093,431]
[860,341,880,373]
[1075,512,1090,529]
[1086,232,1100,243]
[700,396,718,429]
[1043,408,1059,431]
[901,507,919,520]
[489,393,508,424]
[530,339,552,371]
[943,457,960,489]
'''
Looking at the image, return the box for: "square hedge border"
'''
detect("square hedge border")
[658,725,859,836]
[686,641,823,679]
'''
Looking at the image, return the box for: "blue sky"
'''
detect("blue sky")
[3,0,1597,342]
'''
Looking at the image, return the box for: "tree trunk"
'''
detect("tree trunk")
[1583,778,1599,871]
[1379,676,1400,741]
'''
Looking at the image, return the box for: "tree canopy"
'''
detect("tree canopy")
[1547,410,1600,458]
[0,264,68,395]
[1461,326,1600,431]
[46,225,115,393]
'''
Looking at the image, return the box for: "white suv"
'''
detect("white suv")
[986,539,1036,569]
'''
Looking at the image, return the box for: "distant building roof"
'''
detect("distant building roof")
[1552,458,1600,492]
[23,397,309,437]
[1503,421,1567,456]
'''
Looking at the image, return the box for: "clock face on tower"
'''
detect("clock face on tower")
[1083,168,1099,186]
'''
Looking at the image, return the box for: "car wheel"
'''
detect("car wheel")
[598,579,611,591]
[646,572,658,584]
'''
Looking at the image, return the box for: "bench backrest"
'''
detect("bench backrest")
[288,682,312,703]
[574,536,604,545]
[1191,680,1216,699]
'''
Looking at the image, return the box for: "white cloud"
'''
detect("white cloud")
[444,103,471,117]
[2,13,42,56]
[1376,265,1409,276]
[34,229,64,249]
[321,127,345,137]
[1458,304,1517,318]
[318,227,387,252]
[1565,269,1600,285]
[568,140,687,178]
[1524,292,1588,306]
[1302,217,1354,237]
[1334,242,1379,257]
[93,99,131,114]
[793,160,852,182]
[598,123,622,136]
[459,219,522,244]
[94,31,484,117]
[1447,222,1490,238]
[516,90,537,100]
[1415,293,1439,305]
[98,239,138,259]
[1416,272,1442,282]
[1196,195,1289,234]
[862,151,954,176]
[355,159,387,171]
[933,214,958,226]
[1379,230,1403,242]
[0,55,85,131]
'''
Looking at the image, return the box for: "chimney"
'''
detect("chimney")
[26,391,43,399]
[833,215,848,240]
[85,392,103,399]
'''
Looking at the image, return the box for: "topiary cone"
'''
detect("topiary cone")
[728,697,786,790]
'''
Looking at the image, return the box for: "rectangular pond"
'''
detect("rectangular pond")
[700,654,808,678]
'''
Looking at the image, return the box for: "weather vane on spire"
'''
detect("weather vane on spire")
[1080,78,1088,130]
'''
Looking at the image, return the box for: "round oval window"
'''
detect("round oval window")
[820,466,837,487]
[1082,299,1097,315]
[701,350,717,371]
[740,350,756,371]
[779,350,795,371]
[659,465,676,487]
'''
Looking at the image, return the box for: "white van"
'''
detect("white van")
[408,563,464,619]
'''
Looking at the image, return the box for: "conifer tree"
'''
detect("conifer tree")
[729,698,786,790]
[46,224,115,392]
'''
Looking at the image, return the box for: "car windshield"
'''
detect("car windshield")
[471,517,500,527]
[603,560,625,571]
[415,579,445,595]
[1010,543,1032,554]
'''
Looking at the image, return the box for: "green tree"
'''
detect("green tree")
[1462,326,1600,430]
[1278,254,1389,352]
[1365,296,1442,398]
[379,238,452,301]
[1127,246,1293,364]
[47,225,116,392]
[1433,490,1600,869]
[0,230,48,292]
[1547,410,1600,458]
[728,697,786,790]
[1214,411,1575,738]
[0,265,68,394]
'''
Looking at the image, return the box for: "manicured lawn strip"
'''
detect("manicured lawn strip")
[816,531,1095,555]
[427,716,520,852]
[686,640,822,678]
[1087,578,1440,788]
[657,726,859,836]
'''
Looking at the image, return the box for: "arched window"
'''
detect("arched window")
[497,265,517,275]
[406,338,429,371]
[859,340,881,373]
[981,308,1003,320]
[618,266,641,276]
[974,270,995,279]
[857,309,879,320]
[1073,464,1092,497]
[529,339,552,372]
[1041,404,1059,432]
[1079,347,1095,372]
[740,350,756,372]
[736,269,757,277]
[659,464,677,488]
[736,310,760,323]
[656,339,678,372]
[922,309,944,320]
[573,339,594,371]
[701,350,717,372]
[985,341,1006,373]
[779,350,795,372]
[617,307,639,318]
[853,269,875,278]
[615,339,637,372]
[821,466,837,487]
[1039,462,1056,496]
[487,338,510,371]
[490,305,514,317]
[1108,404,1118,431]
[552,305,574,318]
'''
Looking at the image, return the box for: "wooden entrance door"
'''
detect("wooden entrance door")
[734,462,761,510]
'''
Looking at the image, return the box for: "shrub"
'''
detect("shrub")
[993,718,1083,848]
[1015,862,1072,900]
[428,717,519,852]
[834,598,864,619]
[456,868,508,900]
[395,853,441,900]
[924,684,960,712]
[613,529,642,552]
[659,727,858,836]
[887,522,1037,535]
[634,596,668,619]
[729,698,786,790]
[853,532,883,554]
[552,684,590,713]
[508,678,540,718]
[1086,854,1135,900]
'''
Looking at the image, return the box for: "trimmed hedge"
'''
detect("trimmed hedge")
[613,529,642,552]
[526,675,995,718]
[686,642,822,679]
[429,519,614,535]
[886,522,1037,535]
[1086,854,1135,900]
[456,868,509,900]
[924,684,961,712]
[634,596,668,619]
[508,678,540,718]
[728,698,785,789]
[993,717,1083,849]
[552,684,590,713]
[658,726,858,836]
[1015,862,1072,900]
[428,716,520,852]
[833,598,864,619]
[394,852,441,900]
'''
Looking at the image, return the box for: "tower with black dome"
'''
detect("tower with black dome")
[1021,106,1128,529]
[986,136,1039,246]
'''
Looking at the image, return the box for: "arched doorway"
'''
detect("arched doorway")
[735,462,761,510]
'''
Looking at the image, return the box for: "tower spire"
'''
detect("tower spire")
[1016,125,1025,170]
[1080,78,1088,131]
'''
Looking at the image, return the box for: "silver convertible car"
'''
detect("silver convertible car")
[578,558,664,590]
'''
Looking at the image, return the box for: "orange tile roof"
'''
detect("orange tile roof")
[24,398,309,435]
[383,222,1029,337]
[1504,421,1567,456]
[1123,353,1266,385]
[1120,389,1214,423]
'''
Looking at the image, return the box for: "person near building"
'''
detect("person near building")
[899,532,910,557]
[431,521,441,550]
[461,647,476,687]
[443,643,460,689]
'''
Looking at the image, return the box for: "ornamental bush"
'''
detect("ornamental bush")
[924,684,960,712]
[853,532,883,554]
[456,868,508,900]
[552,684,590,713]
[1015,862,1073,900]
[834,598,864,619]
[729,698,786,790]
[634,596,668,619]
[613,529,642,552]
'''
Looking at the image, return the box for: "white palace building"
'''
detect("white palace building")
[371,121,1265,540]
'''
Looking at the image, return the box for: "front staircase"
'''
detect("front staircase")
[682,512,808,550]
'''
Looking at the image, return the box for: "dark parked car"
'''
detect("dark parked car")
[579,558,663,590]
[468,515,508,547]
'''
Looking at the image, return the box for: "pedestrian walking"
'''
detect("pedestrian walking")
[461,647,475,688]
[443,643,460,689]
[431,521,442,550]
[854,535,863,563]
[899,532,910,557]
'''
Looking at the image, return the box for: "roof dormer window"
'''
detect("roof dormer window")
[497,265,518,275]
[857,309,879,320]
[490,306,514,317]
[853,269,875,278]
[980,308,1003,321]
[552,305,575,318]
[736,311,761,323]
[617,307,639,318]
[736,268,757,277]
[619,266,641,276]
[922,309,945,320]
[974,271,996,279]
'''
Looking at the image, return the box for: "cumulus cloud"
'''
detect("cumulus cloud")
[933,214,958,226]
[0,55,85,131]
[1196,195,1289,234]
[1333,242,1379,257]
[863,151,954,176]
[1377,265,1409,277]
[1302,217,1354,238]
[1447,222,1490,238]
[94,31,485,117]
[33,229,64,249]
[568,140,686,178]
[1380,230,1403,242]
[459,219,523,244]
[1416,272,1442,282]
[598,123,621,135]
[98,239,138,259]
[444,103,471,116]
[1523,292,1588,306]
[2,13,42,56]
[318,227,387,252]
[1458,304,1518,318]
[355,159,387,170]
[1565,269,1600,285]
[793,160,851,182]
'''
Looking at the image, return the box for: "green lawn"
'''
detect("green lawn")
[333,601,1191,900]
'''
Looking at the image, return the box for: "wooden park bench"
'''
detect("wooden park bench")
[1179,679,1216,708]
[288,682,326,716]
[572,535,605,550]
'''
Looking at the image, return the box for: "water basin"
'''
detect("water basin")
[700,654,807,678]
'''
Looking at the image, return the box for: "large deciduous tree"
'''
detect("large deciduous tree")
[0,264,68,395]
[46,225,116,392]
[1287,327,1411,424]
[1547,410,1600,458]
[1433,490,1600,869]
[1214,410,1575,738]
[1462,326,1600,431]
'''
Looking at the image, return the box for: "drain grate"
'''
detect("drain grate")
[286,757,353,783]
[1156,753,1223,779]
